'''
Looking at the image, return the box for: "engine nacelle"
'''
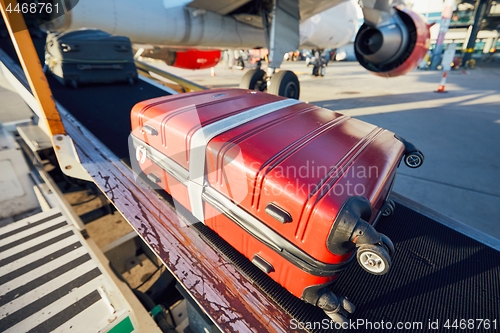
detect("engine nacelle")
[141,48,221,70]
[354,7,430,78]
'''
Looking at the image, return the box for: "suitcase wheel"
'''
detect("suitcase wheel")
[356,244,391,275]
[378,233,395,258]
[64,79,78,89]
[404,150,424,168]
[324,310,348,324]
[340,296,356,314]
[381,199,395,217]
[315,289,355,322]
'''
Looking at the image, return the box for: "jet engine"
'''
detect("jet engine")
[354,7,430,78]
[140,48,221,70]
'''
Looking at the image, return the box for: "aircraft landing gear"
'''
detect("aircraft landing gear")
[311,49,327,77]
[235,56,245,70]
[239,68,300,99]
[268,70,300,99]
[239,69,267,92]
[246,0,300,99]
[312,64,326,77]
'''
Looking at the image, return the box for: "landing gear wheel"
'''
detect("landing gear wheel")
[381,199,395,217]
[379,233,395,258]
[312,65,319,76]
[268,70,300,99]
[320,66,326,77]
[404,150,424,168]
[239,69,266,91]
[236,57,245,70]
[357,244,391,275]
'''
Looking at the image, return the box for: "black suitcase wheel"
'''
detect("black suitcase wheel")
[379,233,395,258]
[128,77,137,86]
[324,310,348,324]
[356,244,391,275]
[340,296,356,314]
[404,150,424,168]
[381,199,395,217]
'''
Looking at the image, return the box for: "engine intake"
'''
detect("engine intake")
[355,7,430,77]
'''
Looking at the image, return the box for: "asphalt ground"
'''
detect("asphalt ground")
[153,59,500,242]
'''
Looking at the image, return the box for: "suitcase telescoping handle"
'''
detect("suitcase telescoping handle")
[60,44,129,53]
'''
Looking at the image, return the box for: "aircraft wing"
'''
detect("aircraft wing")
[187,0,348,28]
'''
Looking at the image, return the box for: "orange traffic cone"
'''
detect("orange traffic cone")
[435,71,447,93]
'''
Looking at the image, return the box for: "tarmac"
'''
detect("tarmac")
[1,58,499,242]
[151,59,500,242]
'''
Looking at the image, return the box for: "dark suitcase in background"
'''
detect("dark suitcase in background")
[130,89,424,322]
[45,29,138,88]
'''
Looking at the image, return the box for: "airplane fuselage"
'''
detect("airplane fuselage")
[48,0,358,50]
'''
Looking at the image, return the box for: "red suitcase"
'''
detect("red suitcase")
[129,89,424,321]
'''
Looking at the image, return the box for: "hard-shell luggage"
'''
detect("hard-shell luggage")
[129,89,424,321]
[45,29,137,88]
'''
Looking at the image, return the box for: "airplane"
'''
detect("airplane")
[44,0,431,99]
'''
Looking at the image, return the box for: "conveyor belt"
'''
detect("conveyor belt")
[1,31,499,332]
[181,197,500,333]
[332,201,500,332]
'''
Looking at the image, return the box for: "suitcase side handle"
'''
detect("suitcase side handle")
[147,173,161,184]
[252,255,274,274]
[115,44,130,52]
[265,203,292,224]
[142,125,158,136]
[61,43,80,52]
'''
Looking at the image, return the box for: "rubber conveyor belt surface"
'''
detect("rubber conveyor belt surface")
[189,198,500,332]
